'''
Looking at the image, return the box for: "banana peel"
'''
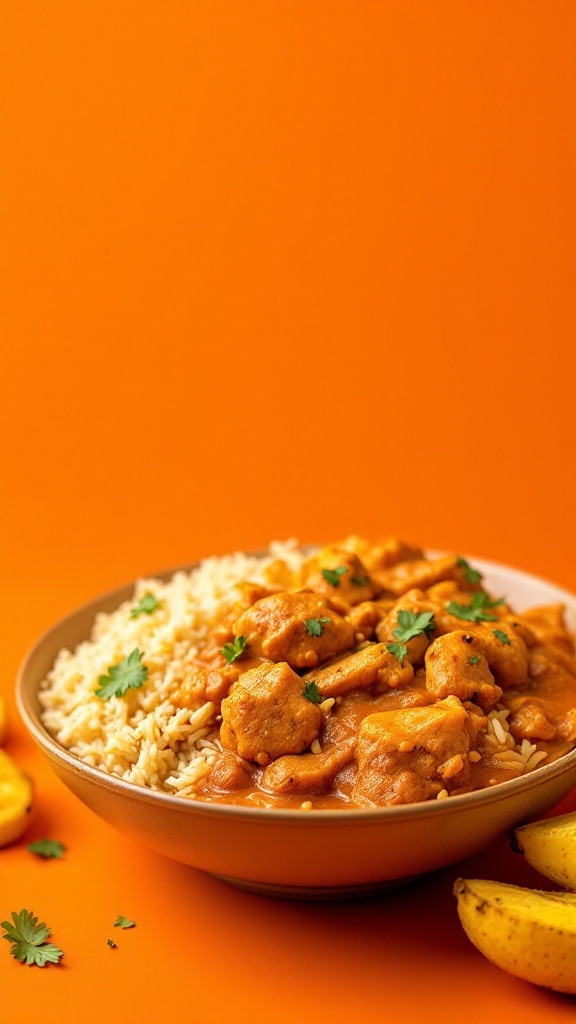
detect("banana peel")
[0,748,34,847]
[454,878,576,994]
[514,811,576,891]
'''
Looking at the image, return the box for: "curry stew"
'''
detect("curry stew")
[174,539,576,809]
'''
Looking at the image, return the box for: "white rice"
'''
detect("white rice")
[39,540,306,796]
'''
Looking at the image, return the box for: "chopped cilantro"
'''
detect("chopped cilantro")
[351,574,369,587]
[321,566,348,587]
[107,938,117,948]
[130,593,161,618]
[221,635,247,665]
[1,910,64,967]
[27,839,66,860]
[447,592,504,624]
[493,629,511,645]
[302,680,323,704]
[456,556,483,586]
[393,609,436,643]
[305,617,331,637]
[386,642,408,663]
[114,916,135,929]
[468,655,481,666]
[95,649,148,700]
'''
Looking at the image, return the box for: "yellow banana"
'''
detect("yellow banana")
[514,811,576,891]
[0,696,7,744]
[453,878,576,994]
[0,749,34,847]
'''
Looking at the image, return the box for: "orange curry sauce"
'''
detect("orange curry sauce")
[173,539,576,809]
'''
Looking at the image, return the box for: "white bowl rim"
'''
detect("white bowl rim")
[16,553,576,825]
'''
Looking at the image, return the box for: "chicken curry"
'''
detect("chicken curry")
[174,538,576,809]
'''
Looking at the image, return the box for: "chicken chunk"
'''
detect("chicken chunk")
[204,751,255,792]
[338,535,423,571]
[376,589,437,666]
[345,601,387,642]
[304,643,414,697]
[234,591,356,670]
[424,631,502,712]
[518,603,574,654]
[432,602,530,689]
[352,697,479,806]
[261,736,356,795]
[299,545,379,612]
[507,697,557,742]
[220,662,322,764]
[373,554,460,597]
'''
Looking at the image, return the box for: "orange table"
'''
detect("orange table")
[1,2,575,1020]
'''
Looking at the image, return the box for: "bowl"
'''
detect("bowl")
[17,556,576,899]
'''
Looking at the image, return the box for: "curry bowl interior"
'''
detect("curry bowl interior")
[16,556,576,895]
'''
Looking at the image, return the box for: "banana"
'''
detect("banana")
[514,811,576,891]
[0,749,34,847]
[453,877,576,994]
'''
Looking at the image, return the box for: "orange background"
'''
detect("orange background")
[1,2,575,1021]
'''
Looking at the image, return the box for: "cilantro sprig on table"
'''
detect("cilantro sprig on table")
[130,593,161,619]
[321,566,348,587]
[95,649,149,699]
[1,910,64,967]
[221,636,247,664]
[386,609,435,664]
[447,592,504,624]
[114,915,136,929]
[27,839,66,860]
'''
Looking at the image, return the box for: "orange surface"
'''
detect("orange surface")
[1,1,575,1020]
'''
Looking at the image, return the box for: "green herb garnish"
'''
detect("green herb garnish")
[221,636,247,665]
[321,566,348,587]
[27,839,66,860]
[305,617,331,637]
[393,609,436,643]
[447,592,504,624]
[351,574,369,587]
[468,655,481,666]
[114,916,135,929]
[107,938,117,948]
[386,642,408,663]
[302,680,323,704]
[95,649,148,700]
[457,556,483,586]
[492,629,511,645]
[1,910,64,967]
[130,593,161,618]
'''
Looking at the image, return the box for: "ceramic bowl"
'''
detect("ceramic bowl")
[17,556,576,899]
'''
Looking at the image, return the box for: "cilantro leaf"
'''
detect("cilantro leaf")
[447,591,504,623]
[321,566,348,587]
[492,629,511,645]
[386,642,408,663]
[1,910,64,968]
[393,610,436,643]
[107,938,117,948]
[351,574,369,587]
[468,655,481,666]
[130,593,161,619]
[456,556,483,586]
[305,617,331,637]
[302,680,323,704]
[221,635,247,665]
[114,915,135,929]
[27,839,66,860]
[95,649,149,700]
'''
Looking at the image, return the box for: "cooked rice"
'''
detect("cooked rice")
[39,541,551,800]
[39,540,306,796]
